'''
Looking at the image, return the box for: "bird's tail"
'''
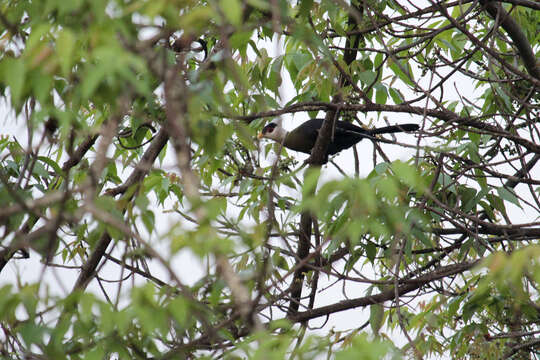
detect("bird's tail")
[367,123,419,135]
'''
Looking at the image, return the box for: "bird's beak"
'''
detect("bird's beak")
[257,132,263,139]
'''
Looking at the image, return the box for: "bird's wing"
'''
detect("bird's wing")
[284,119,321,153]
[334,120,366,134]
[324,125,369,155]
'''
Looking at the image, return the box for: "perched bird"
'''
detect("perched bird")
[258,118,419,157]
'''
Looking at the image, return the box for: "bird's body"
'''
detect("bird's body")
[258,118,418,156]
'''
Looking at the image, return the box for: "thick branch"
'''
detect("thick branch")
[287,3,365,317]
[239,101,540,154]
[480,0,540,80]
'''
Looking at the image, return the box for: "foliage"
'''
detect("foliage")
[0,0,539,358]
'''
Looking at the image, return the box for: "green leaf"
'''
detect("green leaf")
[56,29,76,76]
[141,0,167,18]
[358,70,377,85]
[83,347,106,360]
[486,193,506,215]
[374,53,384,68]
[2,58,26,108]
[229,31,252,51]
[81,63,106,99]
[30,71,53,104]
[388,87,404,104]
[365,241,376,262]
[0,285,18,321]
[388,58,414,86]
[219,0,242,26]
[298,0,314,17]
[370,303,384,335]
[302,167,321,197]
[19,322,47,347]
[38,156,63,177]
[267,57,283,94]
[168,296,190,326]
[372,162,390,175]
[335,333,391,359]
[374,84,387,105]
[496,186,522,209]
[179,6,215,30]
[392,161,423,191]
[141,210,155,234]
[95,196,123,221]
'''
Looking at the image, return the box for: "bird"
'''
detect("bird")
[257,118,419,157]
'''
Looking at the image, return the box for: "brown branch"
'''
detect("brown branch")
[287,2,365,317]
[62,135,99,172]
[0,135,104,221]
[287,211,313,316]
[497,0,540,10]
[72,128,169,291]
[238,100,540,154]
[323,0,475,39]
[286,97,344,317]
[503,338,540,358]
[289,260,480,323]
[105,128,169,196]
[480,0,540,80]
[434,1,540,87]
[0,135,98,274]
[432,225,540,237]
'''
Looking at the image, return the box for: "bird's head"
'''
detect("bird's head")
[257,121,287,143]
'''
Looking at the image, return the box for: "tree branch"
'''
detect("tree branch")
[289,260,480,323]
[480,0,540,80]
